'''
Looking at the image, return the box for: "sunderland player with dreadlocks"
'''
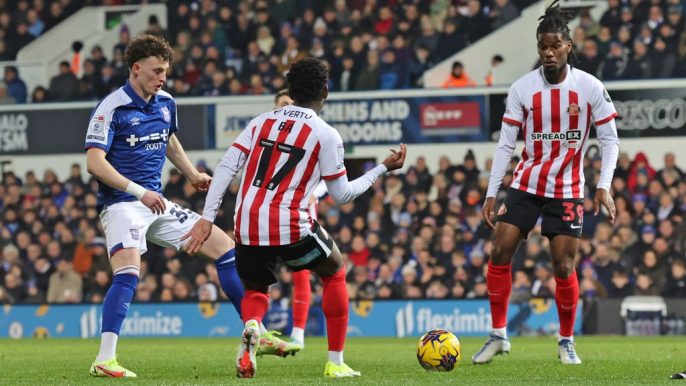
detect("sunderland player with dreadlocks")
[472,0,620,365]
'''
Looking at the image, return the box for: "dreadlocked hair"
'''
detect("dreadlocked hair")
[536,0,578,65]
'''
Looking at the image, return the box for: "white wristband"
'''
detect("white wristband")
[125,181,146,200]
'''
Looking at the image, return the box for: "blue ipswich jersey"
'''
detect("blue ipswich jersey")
[84,80,178,209]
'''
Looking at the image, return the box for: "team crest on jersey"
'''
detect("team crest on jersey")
[161,107,171,122]
[566,103,581,116]
[603,89,612,103]
[337,143,345,169]
[90,115,105,133]
[130,229,139,240]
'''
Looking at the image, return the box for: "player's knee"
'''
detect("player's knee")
[490,243,514,265]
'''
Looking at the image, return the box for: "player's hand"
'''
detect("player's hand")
[382,143,407,171]
[482,197,496,230]
[180,218,213,254]
[594,188,616,225]
[140,191,166,215]
[190,173,212,192]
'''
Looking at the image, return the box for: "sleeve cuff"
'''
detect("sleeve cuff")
[201,213,216,222]
[594,112,618,126]
[85,143,107,151]
[502,118,522,126]
[322,169,347,180]
[232,143,249,154]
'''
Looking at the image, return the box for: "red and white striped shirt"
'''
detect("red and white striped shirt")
[229,106,346,246]
[496,65,617,199]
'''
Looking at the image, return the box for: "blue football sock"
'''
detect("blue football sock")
[215,249,244,318]
[101,272,139,335]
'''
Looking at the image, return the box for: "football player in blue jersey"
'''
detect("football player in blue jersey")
[85,35,297,378]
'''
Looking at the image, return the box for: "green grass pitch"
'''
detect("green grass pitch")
[1,336,685,385]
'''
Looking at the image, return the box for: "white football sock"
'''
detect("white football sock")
[96,332,118,362]
[259,322,268,335]
[559,335,573,342]
[328,350,344,366]
[492,327,507,339]
[291,327,305,343]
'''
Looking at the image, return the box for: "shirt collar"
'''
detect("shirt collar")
[289,105,318,116]
[123,80,157,108]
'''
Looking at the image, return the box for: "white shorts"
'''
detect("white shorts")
[99,199,199,257]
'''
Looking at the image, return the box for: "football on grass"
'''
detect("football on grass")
[416,329,461,371]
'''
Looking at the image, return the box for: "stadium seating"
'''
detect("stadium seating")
[1,149,685,305]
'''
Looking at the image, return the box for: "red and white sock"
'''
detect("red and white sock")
[554,271,579,340]
[487,262,512,338]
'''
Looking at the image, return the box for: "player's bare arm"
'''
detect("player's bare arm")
[86,148,166,214]
[165,134,211,191]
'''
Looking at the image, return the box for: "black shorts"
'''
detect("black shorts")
[498,187,584,239]
[235,220,335,286]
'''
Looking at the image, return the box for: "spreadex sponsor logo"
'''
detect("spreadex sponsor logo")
[80,306,182,337]
[395,302,492,337]
[531,131,582,141]
[0,114,28,152]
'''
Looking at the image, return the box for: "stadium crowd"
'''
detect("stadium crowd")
[1,0,533,103]
[1,149,685,305]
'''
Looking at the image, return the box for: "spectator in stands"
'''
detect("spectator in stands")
[408,44,434,88]
[31,86,48,103]
[485,55,504,86]
[635,269,660,295]
[600,0,623,33]
[443,61,475,88]
[0,81,15,104]
[664,260,686,297]
[651,37,678,78]
[278,36,307,74]
[659,153,684,184]
[145,14,171,44]
[622,40,652,79]
[8,22,35,60]
[465,0,491,44]
[628,152,656,194]
[416,20,440,54]
[490,0,519,30]
[609,269,634,298]
[46,258,82,303]
[27,9,45,38]
[599,41,628,80]
[379,49,407,89]
[577,39,603,77]
[355,50,380,90]
[79,59,104,100]
[435,19,467,62]
[49,61,78,101]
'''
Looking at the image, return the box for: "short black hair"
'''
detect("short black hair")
[286,58,328,104]
[452,61,463,70]
[124,34,173,69]
[536,0,577,64]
